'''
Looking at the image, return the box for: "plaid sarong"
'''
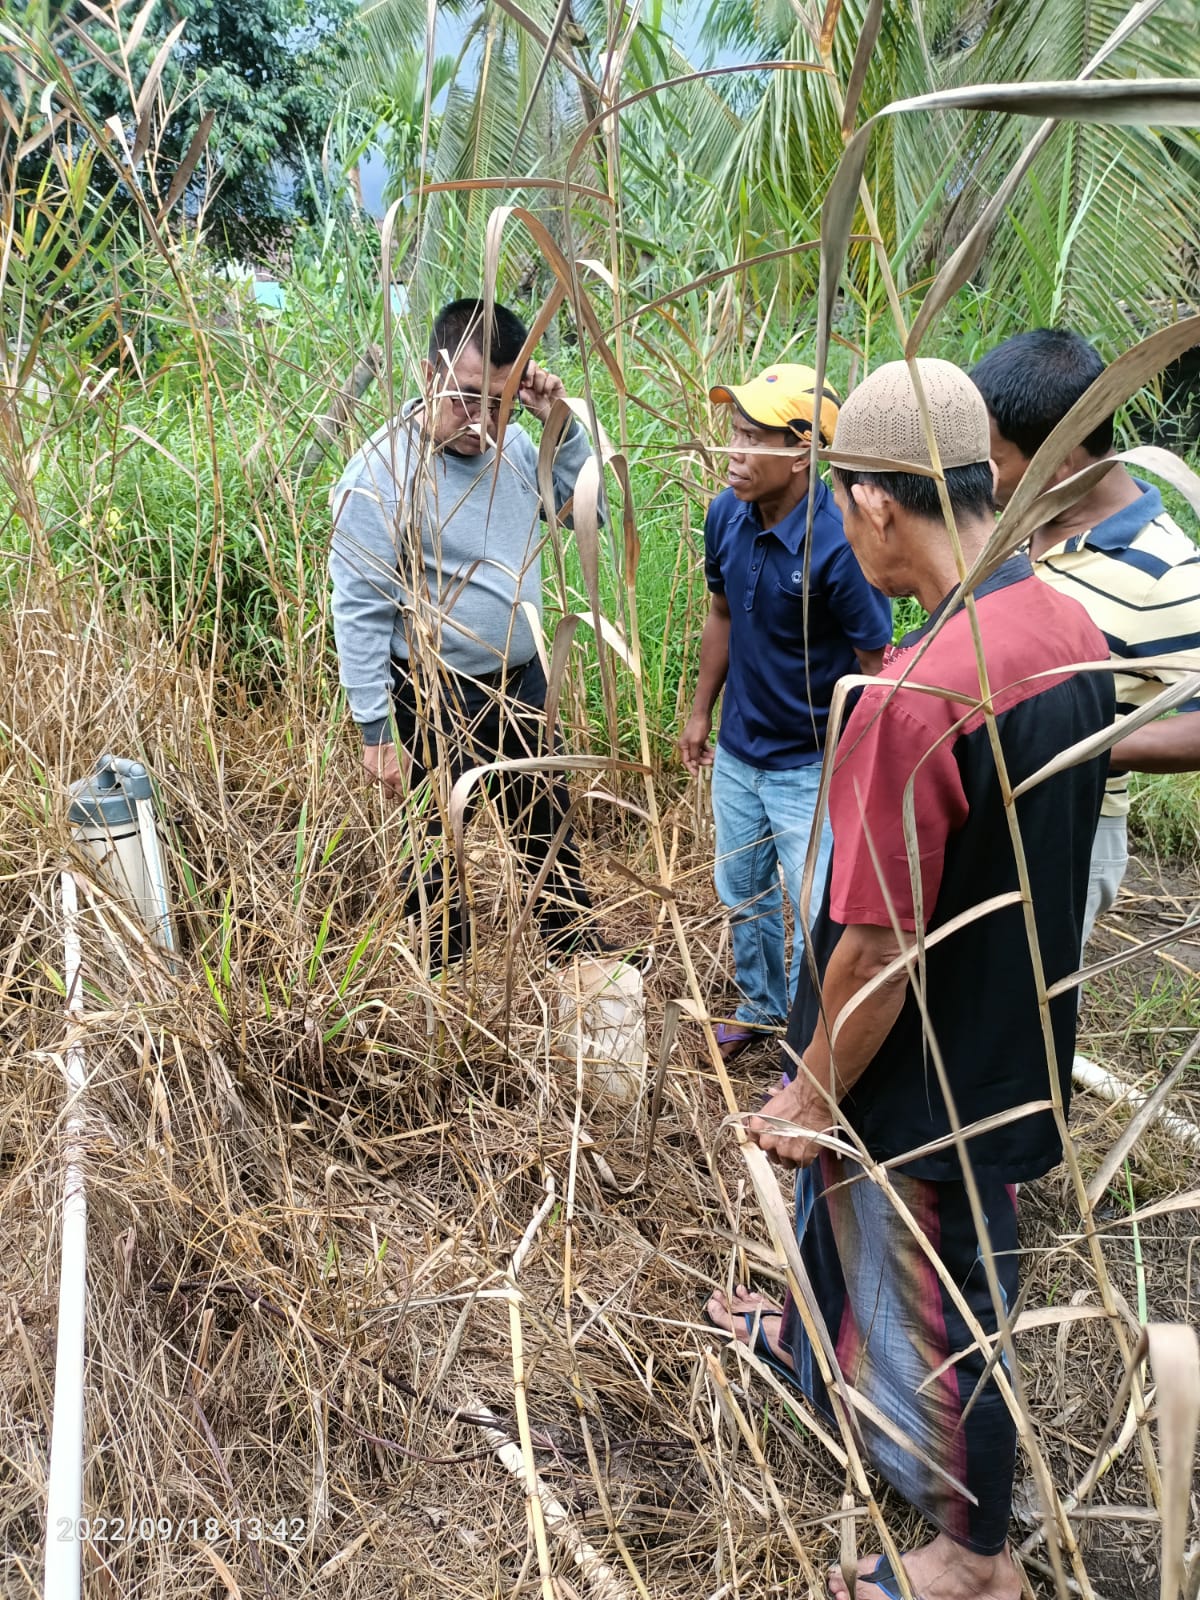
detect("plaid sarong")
[779,1153,1020,1556]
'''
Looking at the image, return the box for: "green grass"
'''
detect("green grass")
[1130,770,1200,864]
[10,256,1200,863]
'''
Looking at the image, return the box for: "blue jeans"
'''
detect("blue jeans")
[711,744,833,1027]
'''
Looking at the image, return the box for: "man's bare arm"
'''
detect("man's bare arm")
[680,594,732,774]
[854,646,886,677]
[747,922,909,1166]
[1110,711,1200,775]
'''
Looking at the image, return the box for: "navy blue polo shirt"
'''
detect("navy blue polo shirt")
[704,476,892,769]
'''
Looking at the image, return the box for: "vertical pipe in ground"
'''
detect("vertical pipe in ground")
[44,869,87,1600]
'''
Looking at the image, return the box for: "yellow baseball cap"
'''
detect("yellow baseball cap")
[709,363,841,446]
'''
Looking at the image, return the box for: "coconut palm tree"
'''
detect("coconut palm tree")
[334,0,739,305]
[927,0,1200,344]
[337,0,1200,350]
[696,0,1200,349]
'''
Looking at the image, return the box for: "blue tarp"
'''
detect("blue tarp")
[253,280,286,311]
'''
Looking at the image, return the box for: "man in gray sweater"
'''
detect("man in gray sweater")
[330,297,600,962]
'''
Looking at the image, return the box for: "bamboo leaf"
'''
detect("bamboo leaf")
[122,0,160,59]
[133,18,187,126]
[449,755,648,880]
[62,15,125,82]
[160,109,214,218]
[510,0,574,158]
[819,0,843,57]
[1012,667,1200,799]
[921,1304,1117,1391]
[884,76,1200,128]
[819,448,941,478]
[574,457,604,649]
[488,0,601,95]
[543,613,580,743]
[17,114,63,162]
[571,609,636,671]
[1100,1190,1200,1230]
[1147,1323,1200,1600]
[1086,1031,1200,1208]
[479,241,566,454]
[407,174,612,206]
[480,202,625,397]
[983,458,1118,566]
[535,397,579,528]
[572,451,622,728]
[130,103,153,167]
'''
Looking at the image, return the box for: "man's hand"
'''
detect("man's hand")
[680,710,715,775]
[363,739,411,801]
[746,924,909,1168]
[518,360,567,424]
[746,1073,833,1168]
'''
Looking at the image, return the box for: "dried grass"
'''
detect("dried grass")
[1,590,1197,1599]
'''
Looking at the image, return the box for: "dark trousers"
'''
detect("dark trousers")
[390,655,595,957]
[781,1156,1019,1556]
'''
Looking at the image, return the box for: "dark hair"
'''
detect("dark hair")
[970,329,1113,459]
[832,460,995,522]
[429,297,529,368]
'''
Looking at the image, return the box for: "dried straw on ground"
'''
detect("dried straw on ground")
[2,593,1199,1600]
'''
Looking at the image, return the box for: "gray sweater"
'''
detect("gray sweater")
[329,402,592,743]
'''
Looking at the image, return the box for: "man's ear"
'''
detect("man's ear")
[1048,445,1093,490]
[421,358,435,392]
[789,429,813,475]
[850,480,893,539]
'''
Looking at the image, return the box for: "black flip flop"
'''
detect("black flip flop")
[703,1294,807,1399]
[839,1553,921,1600]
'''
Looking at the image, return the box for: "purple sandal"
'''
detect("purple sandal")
[715,1022,758,1062]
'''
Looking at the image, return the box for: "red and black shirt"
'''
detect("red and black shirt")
[786,555,1114,1183]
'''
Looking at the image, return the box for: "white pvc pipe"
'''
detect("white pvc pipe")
[469,1402,635,1600]
[45,871,87,1600]
[1072,1053,1200,1152]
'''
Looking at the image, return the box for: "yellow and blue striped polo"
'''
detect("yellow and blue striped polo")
[1033,481,1200,817]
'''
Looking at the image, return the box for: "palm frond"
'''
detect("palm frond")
[916,0,1200,339]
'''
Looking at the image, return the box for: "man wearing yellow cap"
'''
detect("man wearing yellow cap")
[680,363,891,1059]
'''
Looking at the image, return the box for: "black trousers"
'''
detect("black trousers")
[390,654,596,956]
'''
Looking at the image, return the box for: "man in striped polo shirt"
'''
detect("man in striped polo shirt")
[972,328,1200,939]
